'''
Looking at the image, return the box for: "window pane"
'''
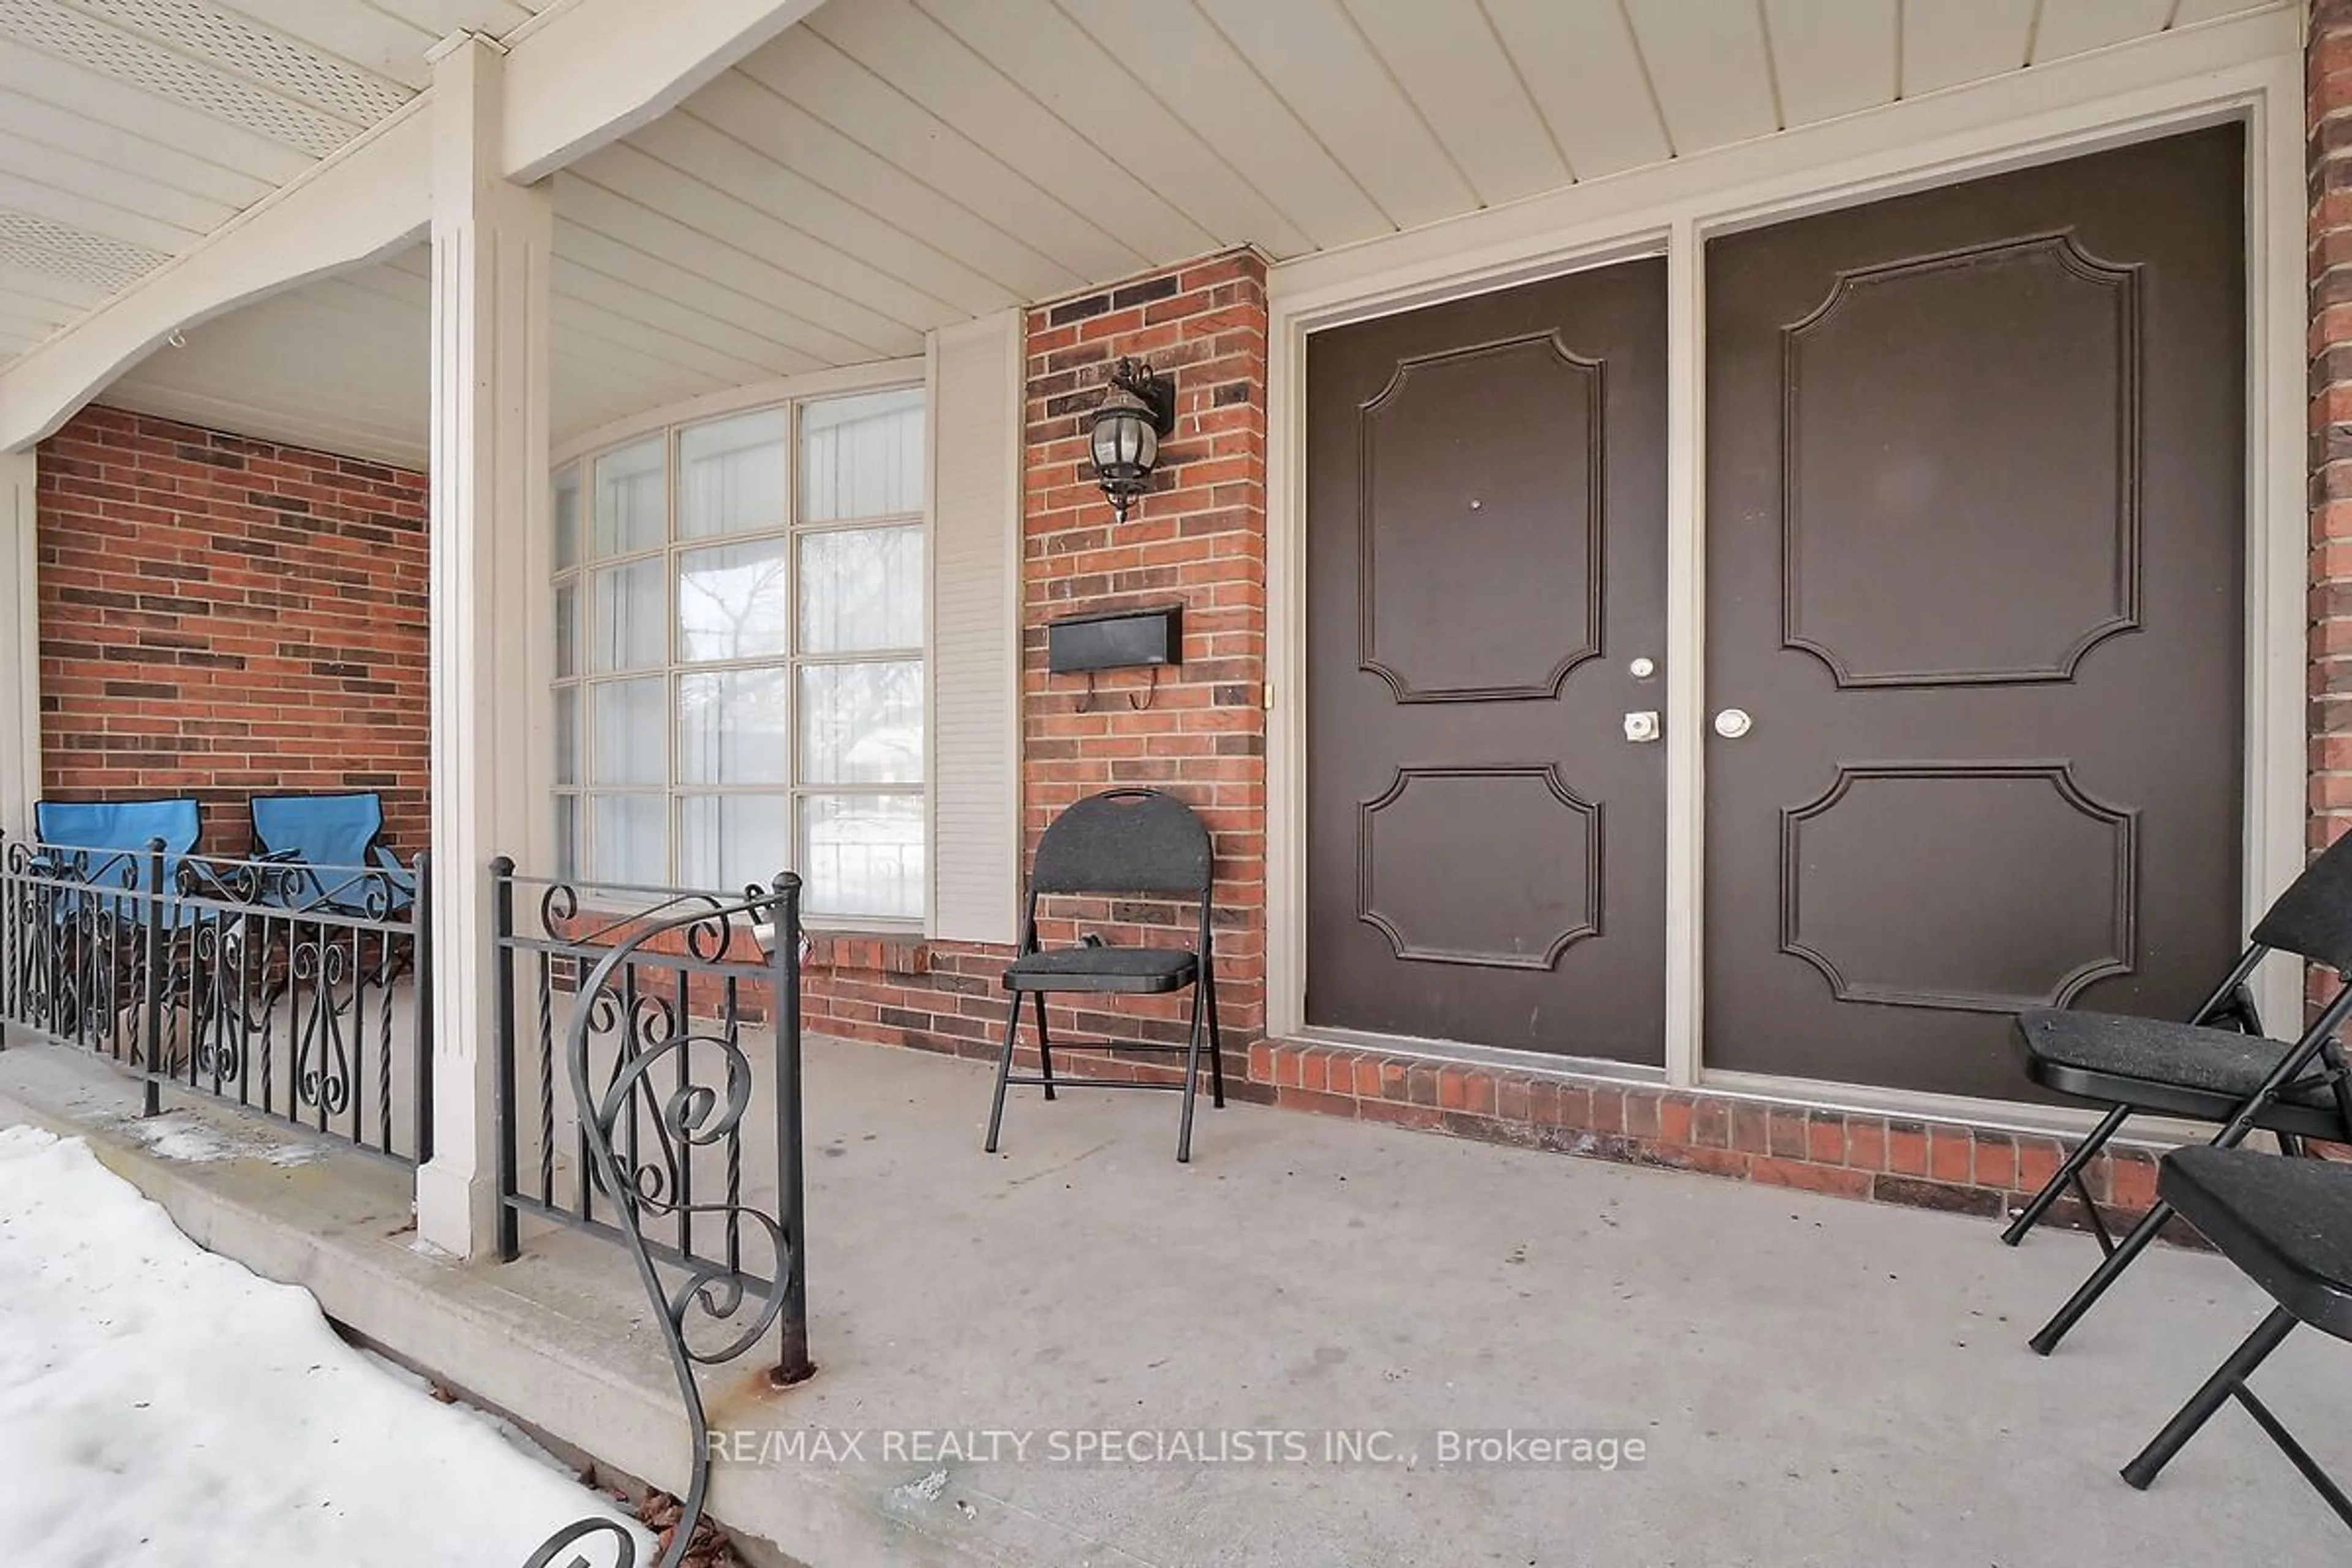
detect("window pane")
[590,677,665,786]
[799,525,924,653]
[678,668,791,785]
[801,661,922,784]
[802,793,924,921]
[553,467,581,570]
[592,436,665,556]
[589,794,667,886]
[590,559,665,671]
[554,581,579,677]
[680,794,793,891]
[678,538,791,663]
[679,409,787,538]
[552,685,579,786]
[800,388,924,523]
[552,795,578,881]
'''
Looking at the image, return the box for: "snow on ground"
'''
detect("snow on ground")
[115,1107,321,1166]
[0,1125,650,1566]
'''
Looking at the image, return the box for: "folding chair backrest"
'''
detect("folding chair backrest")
[33,797,200,880]
[2250,827,2352,974]
[1030,788,1212,899]
[250,791,386,870]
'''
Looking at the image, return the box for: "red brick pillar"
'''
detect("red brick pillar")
[1020,251,1270,1059]
[2314,1,2352,855]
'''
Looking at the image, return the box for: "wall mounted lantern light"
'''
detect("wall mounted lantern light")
[1087,356,1176,524]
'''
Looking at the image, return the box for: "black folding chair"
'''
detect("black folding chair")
[984,788,1224,1164]
[2015,830,2352,1355]
[2120,1145,2352,1530]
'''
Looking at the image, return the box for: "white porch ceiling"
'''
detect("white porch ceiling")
[0,0,552,380]
[70,0,2296,467]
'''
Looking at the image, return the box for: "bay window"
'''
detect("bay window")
[550,386,927,923]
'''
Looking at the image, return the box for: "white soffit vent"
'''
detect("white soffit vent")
[0,0,377,154]
[70,0,412,124]
[0,208,167,290]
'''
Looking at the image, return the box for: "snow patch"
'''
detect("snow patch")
[116,1108,322,1166]
[0,1124,649,1566]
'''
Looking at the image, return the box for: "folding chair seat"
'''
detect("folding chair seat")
[1003,946,1197,992]
[249,791,415,915]
[985,788,1224,1163]
[2120,1146,2352,1529]
[31,797,205,929]
[2013,826,2352,1355]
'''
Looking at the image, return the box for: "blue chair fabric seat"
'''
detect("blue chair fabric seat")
[31,797,204,927]
[247,792,415,914]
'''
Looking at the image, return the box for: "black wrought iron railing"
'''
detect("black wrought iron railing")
[495,861,812,1568]
[0,834,432,1163]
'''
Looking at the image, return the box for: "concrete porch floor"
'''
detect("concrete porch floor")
[3,1031,2349,1568]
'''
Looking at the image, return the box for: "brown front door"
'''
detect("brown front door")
[1306,260,1667,1063]
[1703,126,2247,1099]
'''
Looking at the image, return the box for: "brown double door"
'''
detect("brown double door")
[1305,126,2245,1098]
[1306,261,1669,1062]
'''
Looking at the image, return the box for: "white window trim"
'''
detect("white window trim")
[549,360,932,930]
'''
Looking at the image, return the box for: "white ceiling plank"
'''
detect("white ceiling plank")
[66,0,414,124]
[1479,0,1672,179]
[572,140,957,334]
[1060,0,1389,250]
[550,212,884,369]
[0,92,276,209]
[1195,0,1477,230]
[622,113,1014,319]
[0,34,315,186]
[556,169,922,359]
[682,69,1079,301]
[103,382,426,465]
[0,127,237,236]
[1621,0,1782,152]
[0,170,206,254]
[546,310,730,401]
[737,27,1145,282]
[910,0,1313,258]
[0,302,70,339]
[2172,0,2283,22]
[214,0,440,89]
[551,254,824,380]
[0,262,106,314]
[2032,0,2176,62]
[1339,0,1570,208]
[808,0,1216,263]
[1901,0,2038,94]
[1766,0,1899,126]
[365,0,535,37]
[552,295,780,388]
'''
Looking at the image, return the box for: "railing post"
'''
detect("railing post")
[490,856,518,1262]
[139,836,164,1117]
[771,870,812,1386]
[413,851,435,1166]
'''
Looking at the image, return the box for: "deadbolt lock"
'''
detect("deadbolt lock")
[1623,710,1661,744]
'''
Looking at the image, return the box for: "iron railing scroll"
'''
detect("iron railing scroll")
[499,864,811,1568]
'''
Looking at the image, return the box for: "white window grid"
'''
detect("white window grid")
[549,391,925,924]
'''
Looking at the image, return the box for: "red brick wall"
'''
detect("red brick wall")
[34,405,430,856]
[2317,4,2352,856]
[800,251,1272,1077]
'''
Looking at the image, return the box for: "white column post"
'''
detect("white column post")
[0,448,40,840]
[415,32,552,1258]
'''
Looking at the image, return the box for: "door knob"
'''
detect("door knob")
[1713,707,1752,739]
[1624,710,1660,744]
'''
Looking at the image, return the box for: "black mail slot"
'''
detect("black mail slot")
[1047,605,1183,674]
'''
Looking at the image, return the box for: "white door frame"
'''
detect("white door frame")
[1262,11,2306,1133]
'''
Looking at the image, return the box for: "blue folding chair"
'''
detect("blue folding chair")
[248,792,415,915]
[32,797,204,926]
